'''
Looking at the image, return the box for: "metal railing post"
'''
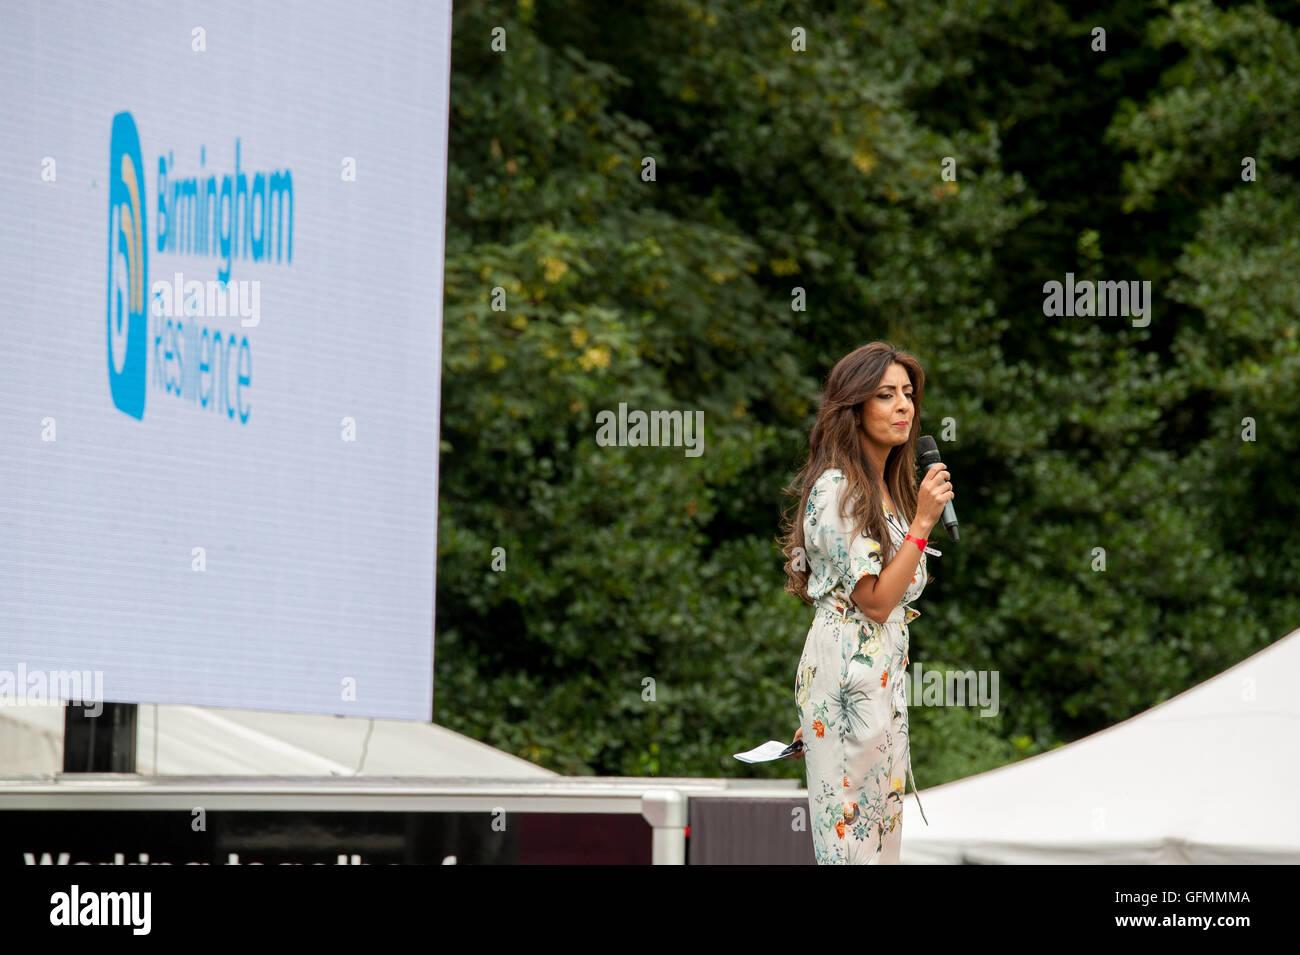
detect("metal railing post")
[641,788,687,864]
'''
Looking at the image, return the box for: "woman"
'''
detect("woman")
[780,342,953,864]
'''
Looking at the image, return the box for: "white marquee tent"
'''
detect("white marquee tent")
[901,627,1300,864]
[0,701,556,778]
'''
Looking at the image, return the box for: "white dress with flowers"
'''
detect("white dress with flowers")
[795,467,929,864]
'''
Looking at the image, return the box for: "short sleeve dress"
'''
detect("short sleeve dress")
[795,467,930,865]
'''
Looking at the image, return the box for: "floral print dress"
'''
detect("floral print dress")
[795,467,929,864]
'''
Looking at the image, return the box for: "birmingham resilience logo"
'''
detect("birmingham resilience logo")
[105,111,293,423]
[106,112,148,419]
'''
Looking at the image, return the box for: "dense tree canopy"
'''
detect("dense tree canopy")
[434,0,1298,781]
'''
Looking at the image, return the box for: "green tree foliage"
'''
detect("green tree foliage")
[435,0,1295,782]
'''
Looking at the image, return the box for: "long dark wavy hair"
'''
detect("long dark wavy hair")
[780,342,927,605]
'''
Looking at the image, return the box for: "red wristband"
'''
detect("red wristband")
[904,534,926,552]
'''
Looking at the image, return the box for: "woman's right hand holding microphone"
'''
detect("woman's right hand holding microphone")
[910,462,955,540]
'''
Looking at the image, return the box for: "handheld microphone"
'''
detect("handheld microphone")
[915,435,958,542]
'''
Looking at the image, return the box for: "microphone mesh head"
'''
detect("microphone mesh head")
[916,434,942,467]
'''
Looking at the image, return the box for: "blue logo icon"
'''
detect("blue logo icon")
[107,112,147,420]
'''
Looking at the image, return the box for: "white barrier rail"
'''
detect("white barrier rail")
[0,775,804,865]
